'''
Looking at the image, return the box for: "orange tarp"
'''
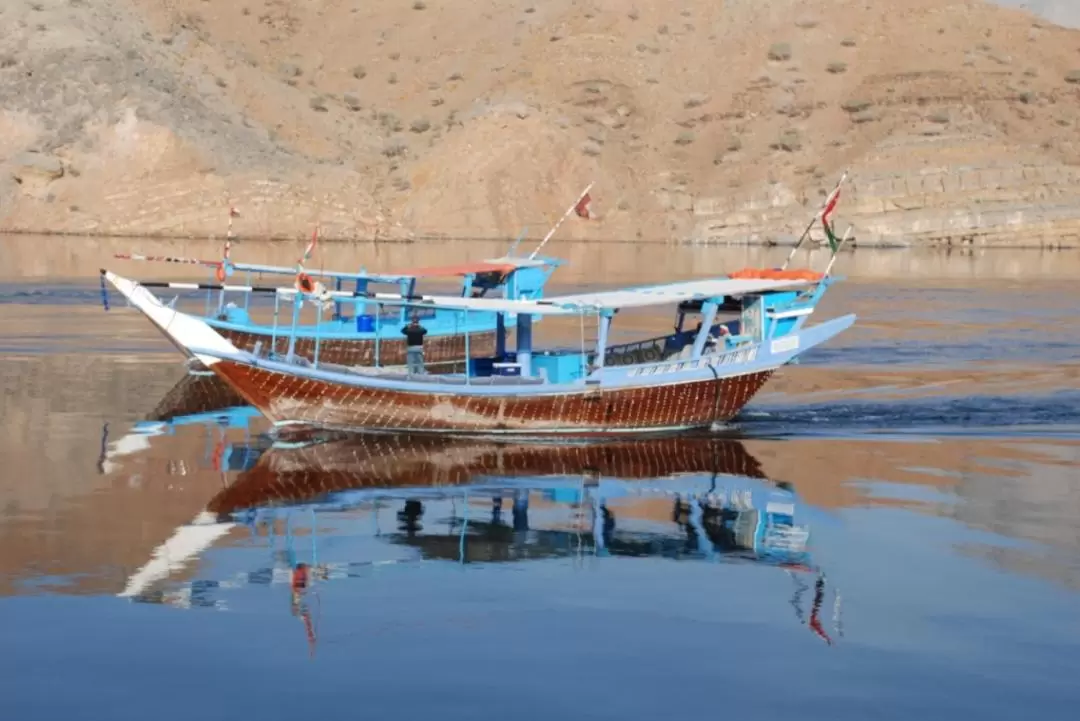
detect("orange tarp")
[728,267,824,281]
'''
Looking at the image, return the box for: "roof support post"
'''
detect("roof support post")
[516,313,533,376]
[594,311,613,368]
[495,312,506,359]
[691,300,719,360]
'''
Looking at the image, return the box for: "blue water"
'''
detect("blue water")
[2,277,1080,719]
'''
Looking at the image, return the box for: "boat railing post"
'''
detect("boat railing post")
[243,271,252,312]
[464,308,470,383]
[270,293,281,359]
[286,293,301,363]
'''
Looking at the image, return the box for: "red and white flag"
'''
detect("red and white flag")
[574,192,592,219]
[821,184,841,226]
[301,226,318,263]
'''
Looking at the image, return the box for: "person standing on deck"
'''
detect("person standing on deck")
[402,314,428,374]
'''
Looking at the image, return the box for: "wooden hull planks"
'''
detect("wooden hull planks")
[209,360,777,436]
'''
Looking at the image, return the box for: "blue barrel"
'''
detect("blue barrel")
[356,314,375,332]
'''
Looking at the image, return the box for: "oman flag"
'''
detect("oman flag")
[820,184,842,253]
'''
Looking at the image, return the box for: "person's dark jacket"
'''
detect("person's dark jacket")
[402,324,427,348]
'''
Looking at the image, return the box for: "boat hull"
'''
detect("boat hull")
[209,359,776,436]
[147,371,248,421]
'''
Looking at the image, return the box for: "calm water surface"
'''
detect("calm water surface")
[2,238,1080,720]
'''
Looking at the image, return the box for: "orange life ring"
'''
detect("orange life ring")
[215,264,226,283]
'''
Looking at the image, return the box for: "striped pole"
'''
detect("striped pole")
[101,269,453,306]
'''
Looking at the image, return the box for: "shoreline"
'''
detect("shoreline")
[2,228,1079,250]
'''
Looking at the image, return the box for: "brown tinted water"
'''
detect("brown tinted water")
[2,235,1079,720]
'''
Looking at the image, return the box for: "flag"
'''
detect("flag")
[823,216,841,254]
[229,206,240,217]
[820,183,842,253]
[300,226,318,266]
[820,185,840,227]
[574,192,592,219]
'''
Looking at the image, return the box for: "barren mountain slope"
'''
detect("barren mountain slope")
[2,0,1080,245]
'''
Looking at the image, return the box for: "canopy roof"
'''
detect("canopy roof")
[362,276,814,316]
[544,278,812,311]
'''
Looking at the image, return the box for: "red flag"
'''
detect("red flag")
[300,226,318,264]
[821,185,840,226]
[574,192,592,219]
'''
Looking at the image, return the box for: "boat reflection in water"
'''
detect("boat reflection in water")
[127,431,840,653]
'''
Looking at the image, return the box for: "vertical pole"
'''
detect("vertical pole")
[464,308,470,382]
[286,295,301,362]
[374,302,381,368]
[516,313,533,376]
[691,301,718,359]
[595,313,611,369]
[495,313,506,359]
[270,293,281,359]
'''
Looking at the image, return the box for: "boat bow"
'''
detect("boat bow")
[102,269,243,368]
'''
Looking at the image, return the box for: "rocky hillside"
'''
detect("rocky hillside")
[2,0,1080,246]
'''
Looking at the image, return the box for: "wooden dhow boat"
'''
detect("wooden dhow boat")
[104,178,855,437]
[103,261,855,436]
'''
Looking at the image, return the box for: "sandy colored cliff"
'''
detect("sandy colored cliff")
[2,0,1080,246]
